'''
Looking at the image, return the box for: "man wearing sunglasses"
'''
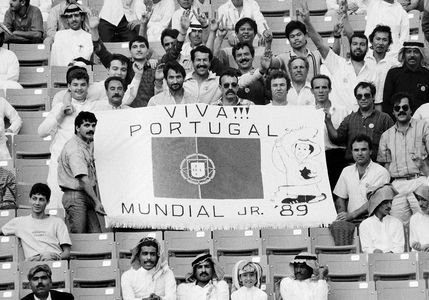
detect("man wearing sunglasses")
[378,92,429,224]
[215,68,253,106]
[325,81,393,164]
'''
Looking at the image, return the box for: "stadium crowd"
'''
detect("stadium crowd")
[2,0,429,299]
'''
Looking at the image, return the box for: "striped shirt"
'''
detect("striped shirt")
[377,118,429,177]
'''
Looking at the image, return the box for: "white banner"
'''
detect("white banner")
[94,104,337,230]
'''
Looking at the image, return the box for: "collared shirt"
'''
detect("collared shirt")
[147,0,175,42]
[35,292,52,300]
[99,0,145,26]
[359,214,405,253]
[50,29,93,66]
[377,118,429,177]
[4,5,44,38]
[58,135,96,190]
[334,161,391,213]
[322,49,377,112]
[364,0,409,55]
[183,71,221,104]
[280,277,329,300]
[287,82,315,106]
[410,212,429,249]
[335,109,394,161]
[274,48,322,83]
[217,0,267,36]
[94,100,130,110]
[382,66,429,116]
[148,89,197,106]
[177,280,230,300]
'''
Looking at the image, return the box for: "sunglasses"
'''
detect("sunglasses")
[393,104,409,112]
[222,82,238,89]
[356,93,372,100]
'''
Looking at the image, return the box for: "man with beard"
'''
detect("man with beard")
[177,253,229,300]
[121,237,176,300]
[300,1,377,112]
[378,92,429,224]
[382,42,429,116]
[58,111,105,233]
[359,184,404,253]
[21,264,74,300]
[279,252,329,300]
[50,4,93,66]
[266,70,291,106]
[95,76,130,110]
[287,57,314,106]
[215,68,253,106]
[148,61,196,105]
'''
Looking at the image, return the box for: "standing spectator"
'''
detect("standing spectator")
[410,184,429,251]
[121,237,176,300]
[334,134,391,224]
[326,0,368,16]
[266,70,291,106]
[382,42,429,116]
[378,92,429,224]
[3,0,43,43]
[215,68,253,106]
[1,183,72,261]
[50,4,93,66]
[359,184,405,253]
[171,0,201,31]
[94,76,131,110]
[58,111,105,233]
[287,57,315,106]
[145,0,175,42]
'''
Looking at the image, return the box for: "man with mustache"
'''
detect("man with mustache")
[95,76,131,110]
[50,4,93,66]
[215,68,253,106]
[287,57,315,106]
[121,237,176,300]
[300,1,377,112]
[57,111,105,233]
[266,70,290,106]
[1,183,72,261]
[177,253,229,300]
[378,92,429,224]
[359,184,404,253]
[21,264,74,300]
[382,42,429,117]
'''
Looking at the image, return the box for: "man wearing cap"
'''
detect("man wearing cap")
[50,4,93,67]
[121,237,176,300]
[280,252,329,300]
[359,184,405,253]
[383,42,429,116]
[410,184,429,251]
[177,253,229,300]
[22,264,74,300]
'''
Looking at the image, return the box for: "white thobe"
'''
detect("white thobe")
[50,29,93,66]
[177,280,230,300]
[410,212,429,249]
[99,0,145,26]
[147,0,175,41]
[0,97,22,159]
[280,277,329,300]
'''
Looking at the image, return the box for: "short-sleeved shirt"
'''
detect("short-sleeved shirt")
[4,5,43,36]
[58,135,96,190]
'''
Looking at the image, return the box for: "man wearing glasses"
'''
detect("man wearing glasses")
[325,81,393,164]
[215,68,253,106]
[378,92,429,224]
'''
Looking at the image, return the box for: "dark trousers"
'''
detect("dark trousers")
[326,148,347,191]
[98,16,138,42]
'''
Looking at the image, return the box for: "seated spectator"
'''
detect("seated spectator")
[0,166,16,210]
[45,0,92,48]
[280,252,329,300]
[398,0,424,11]
[145,0,175,42]
[98,0,144,42]
[0,96,22,159]
[410,184,429,251]
[148,61,196,105]
[22,264,74,300]
[215,68,253,106]
[1,183,71,261]
[287,57,315,106]
[266,70,291,106]
[231,260,267,300]
[359,184,405,253]
[95,76,131,110]
[58,111,105,233]
[50,4,93,66]
[177,253,229,300]
[0,31,22,91]
[121,237,176,300]
[3,0,43,44]
[334,134,391,224]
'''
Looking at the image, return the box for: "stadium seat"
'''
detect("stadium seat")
[70,259,120,288]
[318,253,369,282]
[408,10,421,36]
[213,230,262,257]
[0,236,18,262]
[13,134,51,159]
[80,0,104,12]
[164,230,213,257]
[417,252,429,288]
[6,88,49,111]
[70,233,116,260]
[309,227,360,254]
[328,281,377,300]
[18,111,47,135]
[271,38,291,56]
[115,231,163,259]
[72,287,121,300]
[92,65,108,83]
[308,15,336,37]
[266,16,292,38]
[268,254,295,299]
[0,290,18,300]
[19,260,70,297]
[218,255,268,284]
[259,0,292,16]
[306,0,328,15]
[168,256,195,282]
[15,158,49,184]
[368,252,418,281]
[18,67,49,88]
[15,183,32,208]
[0,262,18,291]
[103,42,131,57]
[376,280,427,300]
[0,209,15,232]
[9,44,49,66]
[16,207,65,220]
[347,14,367,34]
[261,228,310,256]
[117,258,130,275]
